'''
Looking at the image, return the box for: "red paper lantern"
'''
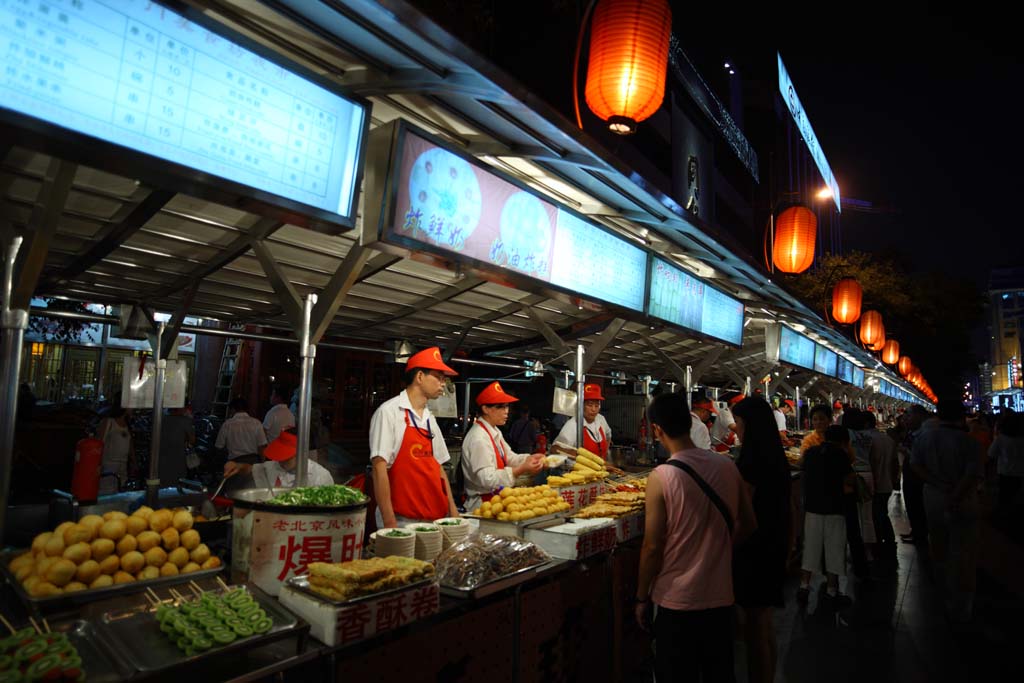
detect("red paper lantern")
[832,278,862,324]
[585,0,672,134]
[773,206,817,273]
[859,310,884,347]
[882,339,900,365]
[898,356,912,376]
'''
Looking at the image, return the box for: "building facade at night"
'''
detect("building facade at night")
[987,267,1024,409]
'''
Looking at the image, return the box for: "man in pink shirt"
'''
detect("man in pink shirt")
[636,393,756,683]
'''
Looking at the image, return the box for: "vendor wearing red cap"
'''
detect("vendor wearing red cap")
[369,346,460,528]
[689,397,714,451]
[555,383,613,460]
[461,382,546,513]
[223,427,335,488]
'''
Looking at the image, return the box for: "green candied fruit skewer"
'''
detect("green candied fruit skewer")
[253,618,272,634]
[231,623,253,638]
[212,630,236,644]
[193,637,213,651]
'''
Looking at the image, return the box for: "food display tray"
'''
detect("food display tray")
[94,583,307,674]
[50,619,135,683]
[0,550,225,616]
[440,560,559,600]
[282,574,434,606]
[463,511,565,539]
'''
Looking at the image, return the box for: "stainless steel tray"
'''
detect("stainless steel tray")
[0,550,224,615]
[283,574,435,606]
[95,583,307,674]
[51,619,135,683]
[463,511,565,527]
[440,559,556,599]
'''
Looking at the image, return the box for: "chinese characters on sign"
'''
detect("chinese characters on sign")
[335,583,440,644]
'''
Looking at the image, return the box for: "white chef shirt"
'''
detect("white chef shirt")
[555,414,612,449]
[689,412,712,450]
[252,457,334,489]
[462,419,531,512]
[710,405,736,446]
[215,412,268,459]
[263,403,296,441]
[369,390,450,467]
[774,409,787,432]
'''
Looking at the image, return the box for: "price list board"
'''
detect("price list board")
[813,344,837,377]
[779,326,815,370]
[837,356,854,385]
[700,284,744,346]
[852,366,865,388]
[550,209,647,312]
[0,0,366,221]
[646,257,745,346]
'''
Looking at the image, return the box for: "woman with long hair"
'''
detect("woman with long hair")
[731,397,792,683]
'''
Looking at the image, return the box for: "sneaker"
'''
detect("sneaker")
[796,586,810,605]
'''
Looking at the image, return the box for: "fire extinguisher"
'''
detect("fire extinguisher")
[72,437,104,502]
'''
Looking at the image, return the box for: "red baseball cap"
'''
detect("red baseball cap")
[476,381,519,406]
[692,398,717,414]
[727,394,744,406]
[405,346,458,376]
[583,383,605,401]
[784,399,795,408]
[264,430,298,462]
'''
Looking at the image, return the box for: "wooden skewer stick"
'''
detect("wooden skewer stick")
[189,580,204,595]
[41,618,51,634]
[146,587,161,604]
[215,576,230,592]
[28,617,42,635]
[0,612,15,634]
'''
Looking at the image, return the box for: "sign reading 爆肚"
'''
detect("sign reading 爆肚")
[0,0,366,221]
[778,54,841,212]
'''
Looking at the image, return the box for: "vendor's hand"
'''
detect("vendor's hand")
[382,514,398,529]
[223,461,246,478]
[634,600,652,632]
[524,454,546,475]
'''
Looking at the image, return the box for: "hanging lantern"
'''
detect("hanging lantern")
[584,0,672,135]
[898,356,912,376]
[882,339,900,365]
[859,310,884,347]
[772,206,817,273]
[831,278,862,324]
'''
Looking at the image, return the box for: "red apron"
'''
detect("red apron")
[388,411,449,520]
[583,424,608,460]
[477,420,508,503]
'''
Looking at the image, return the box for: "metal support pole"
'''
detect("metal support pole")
[829,392,835,409]
[296,294,317,488]
[744,376,752,397]
[575,344,585,449]
[1,237,28,539]
[684,365,693,409]
[711,387,720,401]
[462,381,472,436]
[795,386,802,432]
[147,322,166,508]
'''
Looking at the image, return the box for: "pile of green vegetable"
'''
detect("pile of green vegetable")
[0,627,84,682]
[265,485,366,507]
[155,588,271,657]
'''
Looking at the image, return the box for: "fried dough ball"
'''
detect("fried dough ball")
[54,521,76,539]
[116,535,138,556]
[45,559,77,587]
[113,571,135,584]
[189,544,210,564]
[172,510,193,532]
[43,534,65,557]
[75,560,101,585]
[99,519,127,542]
[161,527,180,551]
[136,565,160,581]
[63,581,88,593]
[125,515,149,536]
[102,511,128,522]
[148,509,173,533]
[8,552,33,573]
[132,505,154,520]
[89,574,114,589]
[179,529,200,551]
[136,530,161,552]
[181,562,201,574]
[31,532,52,555]
[90,538,115,562]
[98,555,120,575]
[62,542,91,564]
[63,524,93,546]
[200,556,221,570]
[15,563,36,582]
[159,562,179,577]
[144,546,167,568]
[167,547,190,569]
[120,551,145,574]
[29,581,62,597]
[78,515,105,537]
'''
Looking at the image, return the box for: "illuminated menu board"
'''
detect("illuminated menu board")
[646,258,744,346]
[814,345,838,377]
[0,0,366,222]
[779,326,815,369]
[386,130,648,312]
[852,366,865,388]
[837,357,854,384]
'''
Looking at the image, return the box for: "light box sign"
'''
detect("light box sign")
[779,326,815,370]
[852,366,864,388]
[0,0,367,224]
[814,345,838,377]
[837,357,854,385]
[647,258,744,346]
[778,54,841,212]
[387,130,648,312]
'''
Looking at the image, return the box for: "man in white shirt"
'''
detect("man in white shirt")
[263,385,296,442]
[710,395,740,451]
[369,347,461,528]
[555,383,613,459]
[224,428,334,488]
[215,398,267,464]
[689,397,714,451]
[774,400,795,446]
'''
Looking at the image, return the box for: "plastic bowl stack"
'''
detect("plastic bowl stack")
[370,528,416,557]
[433,517,471,550]
[405,523,443,561]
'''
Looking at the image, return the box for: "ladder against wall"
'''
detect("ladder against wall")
[211,324,246,418]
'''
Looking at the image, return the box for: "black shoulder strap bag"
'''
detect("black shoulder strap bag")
[666,459,734,535]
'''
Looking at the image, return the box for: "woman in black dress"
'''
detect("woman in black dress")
[732,397,792,683]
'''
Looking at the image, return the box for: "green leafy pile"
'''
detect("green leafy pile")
[265,485,367,507]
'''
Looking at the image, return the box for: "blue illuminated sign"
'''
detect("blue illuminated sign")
[647,258,745,346]
[778,54,841,212]
[814,345,838,377]
[0,0,366,221]
[779,326,815,370]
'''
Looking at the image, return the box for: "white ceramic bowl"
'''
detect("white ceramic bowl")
[372,528,416,558]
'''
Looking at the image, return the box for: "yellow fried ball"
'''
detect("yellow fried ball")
[44,558,77,587]
[132,505,154,520]
[200,556,221,570]
[144,546,167,568]
[136,565,160,581]
[89,574,114,589]
[160,527,180,551]
[98,555,120,575]
[78,514,105,536]
[148,509,173,533]
[29,581,62,597]
[136,530,161,552]
[99,519,127,542]
[102,511,127,522]
[180,562,201,574]
[189,543,210,564]
[112,571,135,584]
[125,515,148,536]
[167,547,190,569]
[90,538,115,562]
[75,560,101,585]
[120,551,145,574]
[63,581,88,593]
[43,534,65,557]
[116,535,138,556]
[62,542,91,564]
[172,510,193,532]
[179,529,200,551]
[159,562,179,577]
[63,524,93,546]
